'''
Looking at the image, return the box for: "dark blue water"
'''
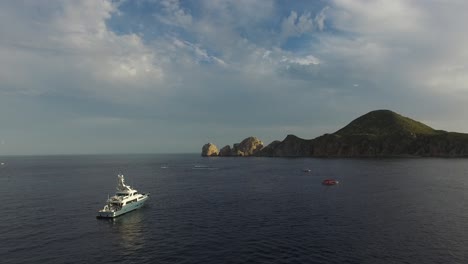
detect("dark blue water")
[1,154,467,264]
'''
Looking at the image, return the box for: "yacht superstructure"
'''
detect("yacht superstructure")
[97,174,149,218]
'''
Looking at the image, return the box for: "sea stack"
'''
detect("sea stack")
[201,143,219,156]
[219,145,233,156]
[204,137,264,157]
[235,136,264,156]
[218,137,264,156]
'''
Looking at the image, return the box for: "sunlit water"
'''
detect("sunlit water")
[1,154,467,263]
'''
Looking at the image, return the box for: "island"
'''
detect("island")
[201,110,468,157]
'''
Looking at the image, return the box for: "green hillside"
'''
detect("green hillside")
[211,109,468,157]
[334,110,440,137]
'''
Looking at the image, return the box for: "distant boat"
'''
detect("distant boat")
[322,179,339,185]
[193,164,218,170]
[97,174,149,218]
[0,162,4,166]
[303,169,311,172]
[193,164,209,168]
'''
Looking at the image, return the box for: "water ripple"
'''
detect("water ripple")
[1,155,468,263]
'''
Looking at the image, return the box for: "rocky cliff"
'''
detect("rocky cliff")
[307,110,468,157]
[201,110,468,157]
[201,143,219,157]
[235,137,264,156]
[219,145,232,156]
[201,137,264,157]
[256,135,313,157]
[308,131,468,157]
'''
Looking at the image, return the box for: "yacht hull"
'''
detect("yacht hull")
[97,194,149,218]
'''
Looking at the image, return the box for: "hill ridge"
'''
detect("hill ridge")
[334,109,438,137]
[202,109,468,157]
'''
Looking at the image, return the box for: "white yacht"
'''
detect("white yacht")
[97,173,149,218]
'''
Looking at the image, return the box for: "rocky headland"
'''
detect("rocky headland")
[201,143,219,157]
[202,137,264,157]
[201,110,468,157]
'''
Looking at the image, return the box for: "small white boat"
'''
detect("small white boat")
[97,174,149,218]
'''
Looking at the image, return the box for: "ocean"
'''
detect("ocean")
[0,154,467,263]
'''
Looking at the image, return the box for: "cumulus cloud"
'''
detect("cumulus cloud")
[328,0,468,96]
[3,0,468,154]
[0,0,163,99]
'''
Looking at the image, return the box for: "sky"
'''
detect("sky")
[1,0,468,155]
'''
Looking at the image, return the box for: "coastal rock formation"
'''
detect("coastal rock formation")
[305,110,468,157]
[202,110,468,157]
[208,137,264,157]
[219,145,232,156]
[236,137,264,156]
[201,143,219,157]
[232,143,241,156]
[255,140,281,156]
[310,130,468,157]
[306,110,463,157]
[257,135,312,157]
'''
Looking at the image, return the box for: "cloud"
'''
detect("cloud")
[155,0,192,28]
[0,0,163,99]
[330,0,424,34]
[3,0,468,154]
[280,7,329,42]
[171,38,226,66]
[314,6,329,31]
[281,11,315,39]
[282,55,320,66]
[327,0,468,96]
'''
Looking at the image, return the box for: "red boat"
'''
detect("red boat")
[322,179,339,185]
